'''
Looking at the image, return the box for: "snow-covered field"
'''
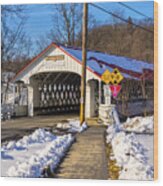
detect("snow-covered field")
[136,134,154,167]
[1,128,74,177]
[106,115,154,181]
[122,116,154,133]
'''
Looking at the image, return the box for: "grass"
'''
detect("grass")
[105,143,122,180]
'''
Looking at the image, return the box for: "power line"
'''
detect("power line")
[118,2,152,20]
[89,3,154,34]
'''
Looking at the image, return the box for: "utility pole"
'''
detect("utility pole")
[80,3,88,125]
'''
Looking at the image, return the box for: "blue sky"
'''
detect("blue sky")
[90,1,154,22]
[22,1,154,41]
[2,1,154,47]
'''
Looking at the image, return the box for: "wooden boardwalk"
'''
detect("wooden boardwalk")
[54,126,108,180]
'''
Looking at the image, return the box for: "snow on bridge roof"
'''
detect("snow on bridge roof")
[60,44,154,80]
[13,42,154,81]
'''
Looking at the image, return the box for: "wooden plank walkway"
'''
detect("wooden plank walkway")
[54,126,108,180]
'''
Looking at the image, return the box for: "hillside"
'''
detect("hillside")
[77,20,154,63]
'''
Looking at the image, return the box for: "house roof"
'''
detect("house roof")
[13,42,154,82]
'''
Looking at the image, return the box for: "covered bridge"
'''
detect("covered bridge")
[13,42,154,118]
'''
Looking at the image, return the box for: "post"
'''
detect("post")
[104,84,111,105]
[80,3,88,124]
[99,81,102,105]
[140,76,147,117]
[13,83,15,105]
[27,85,34,117]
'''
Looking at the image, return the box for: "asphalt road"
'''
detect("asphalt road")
[1,114,79,143]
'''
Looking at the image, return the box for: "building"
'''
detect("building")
[13,42,154,118]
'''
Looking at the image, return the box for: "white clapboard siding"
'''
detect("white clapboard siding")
[14,46,100,84]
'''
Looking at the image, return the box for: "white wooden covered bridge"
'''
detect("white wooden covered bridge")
[13,42,154,118]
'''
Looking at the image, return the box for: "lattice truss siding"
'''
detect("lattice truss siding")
[31,72,81,115]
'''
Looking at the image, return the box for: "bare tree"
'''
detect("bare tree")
[1,5,32,64]
[35,3,97,49]
[49,3,82,46]
[35,35,51,54]
[85,9,153,63]
[1,5,33,105]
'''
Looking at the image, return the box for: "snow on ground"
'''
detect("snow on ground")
[1,128,74,177]
[122,116,153,133]
[136,134,154,167]
[56,120,87,133]
[106,115,154,181]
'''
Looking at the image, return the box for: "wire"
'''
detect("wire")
[118,2,152,20]
[89,3,154,34]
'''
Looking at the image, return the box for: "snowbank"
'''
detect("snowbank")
[122,116,153,133]
[68,121,87,133]
[56,120,87,133]
[2,129,57,151]
[106,123,154,180]
[1,128,74,177]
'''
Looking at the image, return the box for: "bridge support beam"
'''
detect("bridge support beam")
[99,80,102,105]
[32,81,40,108]
[27,85,34,117]
[85,80,97,118]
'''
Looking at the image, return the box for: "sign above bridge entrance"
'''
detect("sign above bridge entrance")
[46,55,65,61]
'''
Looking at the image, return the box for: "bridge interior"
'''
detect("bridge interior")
[30,72,81,115]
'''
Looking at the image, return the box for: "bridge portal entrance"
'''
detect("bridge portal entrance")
[30,72,81,115]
